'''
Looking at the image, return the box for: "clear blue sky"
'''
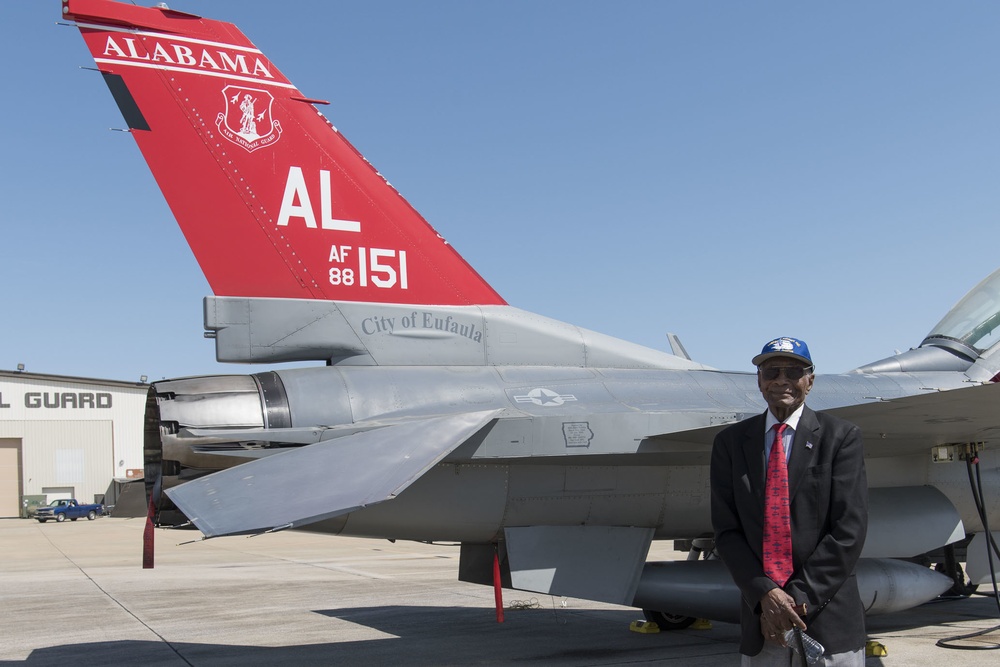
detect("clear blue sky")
[2,1,998,381]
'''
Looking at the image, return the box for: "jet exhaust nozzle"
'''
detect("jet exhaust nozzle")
[143,374,278,526]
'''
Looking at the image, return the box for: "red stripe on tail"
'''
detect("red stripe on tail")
[65,0,505,307]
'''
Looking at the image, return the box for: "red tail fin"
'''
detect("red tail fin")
[64,0,505,307]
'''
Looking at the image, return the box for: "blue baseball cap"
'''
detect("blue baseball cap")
[752,337,813,367]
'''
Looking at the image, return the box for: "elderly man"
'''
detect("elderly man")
[710,337,868,666]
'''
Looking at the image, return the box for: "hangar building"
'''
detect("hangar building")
[0,369,148,517]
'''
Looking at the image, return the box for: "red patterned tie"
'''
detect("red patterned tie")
[763,423,793,586]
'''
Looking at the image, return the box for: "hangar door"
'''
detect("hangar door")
[0,439,22,518]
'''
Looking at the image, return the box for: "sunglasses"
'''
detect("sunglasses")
[759,366,814,381]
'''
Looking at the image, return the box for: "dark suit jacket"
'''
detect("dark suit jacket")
[710,406,868,656]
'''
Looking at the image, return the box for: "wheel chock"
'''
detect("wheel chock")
[629,620,661,634]
[691,618,713,630]
[865,640,888,657]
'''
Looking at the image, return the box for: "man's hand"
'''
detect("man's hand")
[759,588,806,645]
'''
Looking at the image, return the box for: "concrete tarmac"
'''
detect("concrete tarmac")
[2,517,999,666]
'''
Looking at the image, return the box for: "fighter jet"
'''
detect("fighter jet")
[63,0,1000,627]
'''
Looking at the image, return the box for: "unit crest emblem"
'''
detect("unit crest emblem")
[216,85,283,153]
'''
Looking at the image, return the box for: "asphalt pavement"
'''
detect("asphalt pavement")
[1,518,999,666]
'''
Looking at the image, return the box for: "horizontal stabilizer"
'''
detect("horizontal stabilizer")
[166,409,501,537]
[503,525,653,605]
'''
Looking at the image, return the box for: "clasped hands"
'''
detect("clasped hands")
[759,588,807,647]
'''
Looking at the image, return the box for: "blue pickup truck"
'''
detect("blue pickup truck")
[34,499,103,523]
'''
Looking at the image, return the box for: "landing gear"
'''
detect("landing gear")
[933,543,978,597]
[935,554,978,597]
[640,538,715,630]
[641,609,697,630]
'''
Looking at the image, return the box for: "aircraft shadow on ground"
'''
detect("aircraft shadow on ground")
[862,596,1000,667]
[315,604,722,662]
[13,600,996,666]
[5,605,734,666]
[865,595,1000,635]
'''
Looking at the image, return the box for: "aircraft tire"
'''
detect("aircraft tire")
[642,609,697,630]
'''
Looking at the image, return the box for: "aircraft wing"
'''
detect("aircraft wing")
[825,381,1000,458]
[651,381,1000,459]
[165,409,501,537]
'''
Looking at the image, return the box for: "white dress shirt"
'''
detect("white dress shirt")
[763,404,805,462]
